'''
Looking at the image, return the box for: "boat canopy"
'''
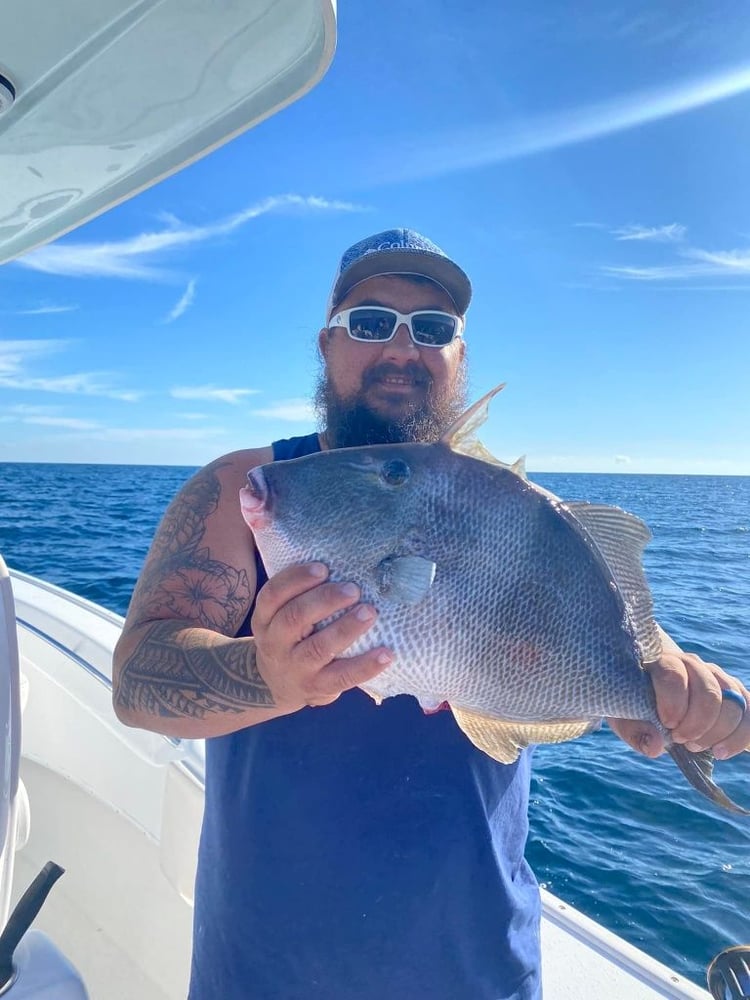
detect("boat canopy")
[0,0,337,264]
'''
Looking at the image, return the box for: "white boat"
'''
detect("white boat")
[0,1,721,996]
[2,561,710,997]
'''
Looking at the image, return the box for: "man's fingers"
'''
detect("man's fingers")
[295,603,379,668]
[694,684,750,759]
[313,647,393,702]
[250,563,392,713]
[256,575,365,649]
[666,658,723,744]
[252,562,329,629]
[613,648,750,762]
[644,655,689,730]
[647,653,724,741]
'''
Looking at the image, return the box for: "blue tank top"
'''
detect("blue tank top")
[189,434,541,1000]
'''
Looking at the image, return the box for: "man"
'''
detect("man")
[113,229,750,1000]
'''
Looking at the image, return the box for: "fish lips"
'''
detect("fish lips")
[240,467,272,531]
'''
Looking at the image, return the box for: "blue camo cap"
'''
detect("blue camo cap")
[327,228,472,318]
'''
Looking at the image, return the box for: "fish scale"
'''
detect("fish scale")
[240,385,748,816]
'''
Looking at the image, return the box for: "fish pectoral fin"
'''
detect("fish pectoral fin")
[374,555,436,604]
[451,706,600,764]
[565,502,662,663]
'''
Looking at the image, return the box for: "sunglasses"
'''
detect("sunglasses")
[328,306,463,348]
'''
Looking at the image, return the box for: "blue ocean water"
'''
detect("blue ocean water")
[0,462,748,987]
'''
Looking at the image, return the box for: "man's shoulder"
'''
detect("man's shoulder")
[209,445,275,472]
[190,446,274,501]
[192,432,321,497]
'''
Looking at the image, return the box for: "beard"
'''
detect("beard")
[314,358,469,449]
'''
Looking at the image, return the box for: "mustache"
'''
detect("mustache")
[362,362,431,389]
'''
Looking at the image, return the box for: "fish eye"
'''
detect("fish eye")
[381,459,410,486]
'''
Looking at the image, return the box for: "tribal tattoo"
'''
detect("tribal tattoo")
[116,621,275,718]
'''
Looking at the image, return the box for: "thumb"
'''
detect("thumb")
[607,718,666,758]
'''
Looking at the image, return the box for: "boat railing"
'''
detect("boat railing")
[8,565,205,780]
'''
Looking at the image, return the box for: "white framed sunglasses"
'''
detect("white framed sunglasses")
[328,306,464,348]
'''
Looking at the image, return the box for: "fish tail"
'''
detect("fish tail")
[668,743,749,815]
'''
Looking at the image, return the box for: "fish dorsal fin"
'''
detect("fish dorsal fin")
[374,555,436,604]
[566,502,662,662]
[441,383,505,455]
[441,384,527,478]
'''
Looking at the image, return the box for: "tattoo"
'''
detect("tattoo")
[118,461,273,718]
[116,621,275,718]
[131,462,251,635]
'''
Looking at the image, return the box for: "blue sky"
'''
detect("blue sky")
[2,0,750,473]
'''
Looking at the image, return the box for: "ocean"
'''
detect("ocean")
[0,462,748,988]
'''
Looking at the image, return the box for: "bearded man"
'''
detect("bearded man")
[113,229,750,1000]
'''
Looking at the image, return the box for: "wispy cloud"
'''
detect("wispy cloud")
[10,423,225,446]
[6,403,59,416]
[0,403,102,431]
[250,399,316,422]
[581,7,696,47]
[16,194,368,280]
[0,371,141,401]
[164,280,197,323]
[373,62,750,183]
[24,416,101,430]
[15,304,78,316]
[0,339,70,375]
[171,385,260,405]
[688,248,750,271]
[87,427,224,443]
[0,338,141,400]
[601,246,750,282]
[611,223,686,243]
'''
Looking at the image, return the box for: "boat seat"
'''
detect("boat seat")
[3,931,88,998]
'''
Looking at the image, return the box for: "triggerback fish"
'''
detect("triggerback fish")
[239,385,747,815]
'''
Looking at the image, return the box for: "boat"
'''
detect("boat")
[2,561,712,998]
[0,1,724,996]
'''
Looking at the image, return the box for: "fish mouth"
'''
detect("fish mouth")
[240,467,272,531]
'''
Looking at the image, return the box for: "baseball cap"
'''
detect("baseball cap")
[326,228,472,319]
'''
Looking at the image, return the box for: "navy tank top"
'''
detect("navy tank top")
[188,434,541,1000]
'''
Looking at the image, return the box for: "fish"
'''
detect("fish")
[239,385,748,815]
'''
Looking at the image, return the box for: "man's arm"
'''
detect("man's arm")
[608,624,750,760]
[113,450,391,739]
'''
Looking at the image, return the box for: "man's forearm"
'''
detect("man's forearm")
[113,620,286,738]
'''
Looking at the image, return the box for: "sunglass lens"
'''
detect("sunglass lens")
[347,308,397,341]
[411,313,457,346]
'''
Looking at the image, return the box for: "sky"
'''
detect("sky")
[2,0,750,474]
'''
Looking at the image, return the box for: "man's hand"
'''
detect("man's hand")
[251,562,393,712]
[608,649,750,760]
